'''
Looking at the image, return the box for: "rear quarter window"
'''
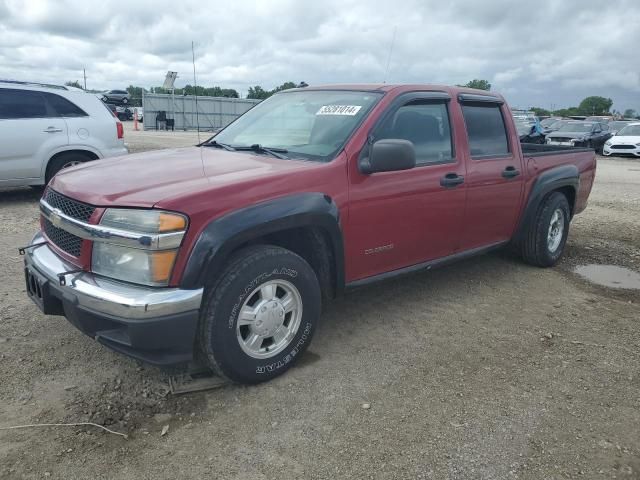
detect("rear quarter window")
[44,93,88,117]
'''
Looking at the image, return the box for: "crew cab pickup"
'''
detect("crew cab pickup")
[23,84,596,384]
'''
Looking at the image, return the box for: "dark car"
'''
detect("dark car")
[101,89,130,104]
[546,121,612,153]
[106,103,133,121]
[540,117,563,128]
[543,119,567,134]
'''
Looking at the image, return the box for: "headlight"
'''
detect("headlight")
[546,138,552,144]
[605,141,612,146]
[100,209,186,233]
[92,243,178,286]
[92,209,187,286]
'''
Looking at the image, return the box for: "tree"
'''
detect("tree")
[126,85,147,106]
[272,81,298,93]
[578,96,613,116]
[247,86,270,100]
[65,80,83,89]
[623,108,637,119]
[459,79,491,91]
[554,107,581,118]
[247,81,302,99]
[530,107,551,117]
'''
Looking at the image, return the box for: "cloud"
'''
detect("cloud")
[0,0,638,111]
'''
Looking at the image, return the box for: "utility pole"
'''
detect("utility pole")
[83,68,87,90]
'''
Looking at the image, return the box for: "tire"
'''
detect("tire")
[521,191,571,267]
[122,98,128,104]
[198,245,321,384]
[45,152,90,183]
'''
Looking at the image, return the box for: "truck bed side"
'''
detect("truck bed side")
[520,143,597,215]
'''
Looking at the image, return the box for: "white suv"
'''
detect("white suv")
[0,80,128,187]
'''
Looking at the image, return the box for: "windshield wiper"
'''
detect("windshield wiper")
[234,144,289,159]
[204,140,236,151]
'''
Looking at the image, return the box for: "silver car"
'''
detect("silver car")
[101,89,130,104]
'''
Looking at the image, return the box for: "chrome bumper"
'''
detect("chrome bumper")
[25,233,203,320]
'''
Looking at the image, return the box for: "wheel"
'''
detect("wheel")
[46,153,89,183]
[122,98,128,104]
[521,192,571,267]
[198,245,321,384]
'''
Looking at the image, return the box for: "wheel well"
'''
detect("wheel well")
[555,186,576,216]
[233,226,337,300]
[46,150,99,179]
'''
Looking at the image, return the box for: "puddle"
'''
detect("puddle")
[574,265,640,290]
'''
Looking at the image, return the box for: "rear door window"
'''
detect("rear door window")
[461,103,510,158]
[0,88,48,119]
[44,93,88,117]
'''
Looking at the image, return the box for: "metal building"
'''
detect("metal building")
[142,93,260,131]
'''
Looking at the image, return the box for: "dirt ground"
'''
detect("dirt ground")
[1,129,639,479]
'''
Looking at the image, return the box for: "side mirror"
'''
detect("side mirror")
[359,139,416,174]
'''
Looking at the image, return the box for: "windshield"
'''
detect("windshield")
[549,120,566,129]
[616,125,640,136]
[210,90,382,161]
[557,122,594,133]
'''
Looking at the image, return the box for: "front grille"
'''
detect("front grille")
[611,145,636,150]
[44,188,95,222]
[43,218,83,257]
[551,137,573,143]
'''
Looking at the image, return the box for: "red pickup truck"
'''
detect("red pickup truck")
[23,84,596,384]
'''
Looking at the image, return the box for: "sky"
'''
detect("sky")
[1,0,639,112]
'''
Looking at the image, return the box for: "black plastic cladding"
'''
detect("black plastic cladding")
[513,164,579,243]
[179,193,345,291]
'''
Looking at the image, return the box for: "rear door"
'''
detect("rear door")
[346,92,466,281]
[0,88,68,182]
[458,95,524,250]
[43,92,92,151]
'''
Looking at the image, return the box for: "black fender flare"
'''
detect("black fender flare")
[179,193,345,291]
[513,164,579,243]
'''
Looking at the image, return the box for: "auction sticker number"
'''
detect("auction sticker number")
[316,105,362,116]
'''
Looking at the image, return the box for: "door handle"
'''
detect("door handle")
[43,127,63,133]
[440,173,464,188]
[502,166,520,179]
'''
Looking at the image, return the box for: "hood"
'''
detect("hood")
[546,131,590,139]
[49,147,317,207]
[609,135,640,144]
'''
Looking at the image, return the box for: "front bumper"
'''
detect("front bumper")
[603,144,640,157]
[24,233,203,366]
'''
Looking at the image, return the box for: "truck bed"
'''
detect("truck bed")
[520,143,593,157]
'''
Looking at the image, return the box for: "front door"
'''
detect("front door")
[345,92,466,282]
[458,99,524,250]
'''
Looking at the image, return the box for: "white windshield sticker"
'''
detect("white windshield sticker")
[316,105,362,116]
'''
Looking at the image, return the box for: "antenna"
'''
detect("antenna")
[191,41,201,144]
[383,26,397,83]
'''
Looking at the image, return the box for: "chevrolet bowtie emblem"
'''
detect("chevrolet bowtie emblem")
[50,208,63,227]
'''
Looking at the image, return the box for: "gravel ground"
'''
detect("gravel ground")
[1,132,639,479]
